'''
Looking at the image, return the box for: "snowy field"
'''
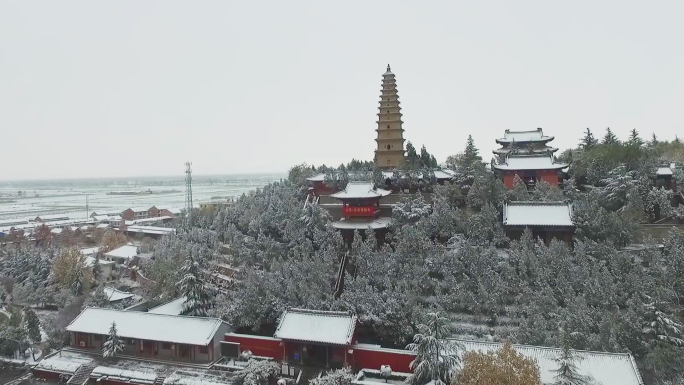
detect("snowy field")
[0,173,284,220]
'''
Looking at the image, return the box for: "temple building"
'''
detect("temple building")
[493,128,567,188]
[375,65,406,169]
[503,201,575,245]
[330,182,391,239]
[493,128,557,160]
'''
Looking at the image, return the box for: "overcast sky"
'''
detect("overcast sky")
[1,1,682,180]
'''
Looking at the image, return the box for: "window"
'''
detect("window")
[387,125,390,128]
[199,346,209,354]
[386,144,391,150]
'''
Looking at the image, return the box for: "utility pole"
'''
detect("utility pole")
[85,195,89,219]
[185,162,193,213]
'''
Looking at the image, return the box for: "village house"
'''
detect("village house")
[503,201,575,245]
[66,307,232,363]
[121,207,149,221]
[104,244,139,265]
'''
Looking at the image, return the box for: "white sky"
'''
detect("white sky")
[1,1,682,180]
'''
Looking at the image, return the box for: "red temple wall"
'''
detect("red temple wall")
[351,346,415,372]
[224,334,283,360]
[501,170,560,189]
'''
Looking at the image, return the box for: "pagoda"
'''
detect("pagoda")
[493,128,557,162]
[493,128,567,188]
[375,64,406,169]
[330,182,391,240]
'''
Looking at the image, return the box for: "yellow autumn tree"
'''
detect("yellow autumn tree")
[101,230,128,252]
[455,341,542,385]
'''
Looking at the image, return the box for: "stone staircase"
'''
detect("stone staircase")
[297,367,323,385]
[154,375,166,385]
[67,362,97,385]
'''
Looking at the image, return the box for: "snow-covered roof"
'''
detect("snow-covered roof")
[96,223,111,229]
[92,210,122,216]
[125,225,176,236]
[149,296,187,315]
[126,207,150,213]
[433,170,455,180]
[383,64,394,76]
[91,366,158,383]
[104,245,139,260]
[493,154,567,171]
[452,339,643,385]
[127,216,173,225]
[503,201,574,227]
[80,247,100,256]
[103,287,135,302]
[84,256,115,267]
[35,213,70,221]
[51,228,63,234]
[332,217,392,230]
[35,352,93,374]
[493,146,558,155]
[66,308,227,346]
[496,128,554,144]
[656,166,673,176]
[331,182,391,200]
[165,208,183,214]
[274,308,357,345]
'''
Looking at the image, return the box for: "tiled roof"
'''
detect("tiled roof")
[274,308,357,345]
[331,182,391,199]
[493,154,568,171]
[453,339,643,385]
[66,307,226,346]
[496,128,554,143]
[332,217,391,230]
[656,166,673,176]
[503,201,574,227]
[149,297,187,316]
[104,245,138,260]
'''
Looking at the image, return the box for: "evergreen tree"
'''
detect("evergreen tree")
[102,322,125,358]
[177,256,213,316]
[628,129,644,147]
[406,142,419,165]
[580,128,598,149]
[72,265,84,296]
[92,255,102,282]
[23,306,41,344]
[462,135,482,170]
[420,145,431,168]
[406,312,461,385]
[552,329,595,385]
[430,155,438,168]
[602,127,620,145]
[92,285,110,307]
[650,133,659,148]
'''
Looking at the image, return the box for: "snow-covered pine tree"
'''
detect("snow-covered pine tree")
[102,322,125,358]
[72,265,84,296]
[177,256,212,316]
[92,255,102,281]
[552,329,595,385]
[92,285,110,307]
[579,128,598,150]
[602,127,620,145]
[23,306,41,344]
[406,312,461,385]
[628,129,644,147]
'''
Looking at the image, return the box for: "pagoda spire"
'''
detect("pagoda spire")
[374,64,406,169]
